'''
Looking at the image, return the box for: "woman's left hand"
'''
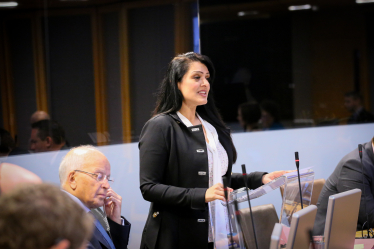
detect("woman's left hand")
[262,170,294,184]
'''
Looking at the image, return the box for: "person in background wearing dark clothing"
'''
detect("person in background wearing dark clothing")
[260,99,284,130]
[237,102,261,132]
[0,128,29,157]
[30,120,68,152]
[313,137,374,235]
[344,91,374,124]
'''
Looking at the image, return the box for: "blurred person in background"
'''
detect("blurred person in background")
[0,162,41,195]
[0,128,29,157]
[30,120,68,152]
[260,99,284,131]
[30,110,50,124]
[0,183,94,249]
[237,102,261,132]
[344,91,374,124]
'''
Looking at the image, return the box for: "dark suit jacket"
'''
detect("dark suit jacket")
[88,213,131,249]
[347,108,374,124]
[139,113,266,249]
[313,141,374,235]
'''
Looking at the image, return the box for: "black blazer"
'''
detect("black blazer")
[313,141,374,235]
[139,113,265,249]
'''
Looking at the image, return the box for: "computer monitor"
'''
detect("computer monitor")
[269,223,283,249]
[323,188,361,249]
[286,205,318,249]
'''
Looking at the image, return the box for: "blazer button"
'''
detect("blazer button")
[153,211,159,218]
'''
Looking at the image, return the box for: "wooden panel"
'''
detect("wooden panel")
[0,21,17,137]
[32,14,48,113]
[174,1,193,54]
[311,10,369,122]
[92,9,109,145]
[119,6,132,143]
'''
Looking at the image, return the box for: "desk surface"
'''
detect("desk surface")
[354,238,374,249]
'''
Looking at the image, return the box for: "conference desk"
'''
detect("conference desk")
[354,231,374,249]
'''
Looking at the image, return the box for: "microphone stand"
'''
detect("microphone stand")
[358,144,373,238]
[295,152,304,209]
[233,200,243,248]
[223,178,235,248]
[241,164,259,249]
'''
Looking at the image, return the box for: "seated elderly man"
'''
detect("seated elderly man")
[59,145,131,249]
[0,183,94,249]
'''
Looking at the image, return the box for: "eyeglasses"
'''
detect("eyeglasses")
[74,170,114,183]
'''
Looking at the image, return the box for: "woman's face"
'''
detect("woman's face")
[178,61,210,108]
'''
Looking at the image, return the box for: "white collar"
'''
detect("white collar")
[176,111,196,127]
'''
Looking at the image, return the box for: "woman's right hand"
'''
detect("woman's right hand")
[205,183,232,203]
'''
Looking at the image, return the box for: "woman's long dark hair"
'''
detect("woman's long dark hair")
[153,52,237,162]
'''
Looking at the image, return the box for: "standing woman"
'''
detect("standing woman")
[139,52,285,249]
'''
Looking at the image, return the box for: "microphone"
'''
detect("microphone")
[359,144,363,159]
[241,164,259,249]
[358,144,371,238]
[223,177,235,248]
[295,152,304,209]
[233,200,243,247]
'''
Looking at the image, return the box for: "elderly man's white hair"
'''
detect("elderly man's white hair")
[59,145,105,184]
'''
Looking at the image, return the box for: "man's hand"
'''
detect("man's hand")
[262,170,294,184]
[104,188,122,225]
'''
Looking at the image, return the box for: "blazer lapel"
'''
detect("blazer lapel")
[92,216,116,249]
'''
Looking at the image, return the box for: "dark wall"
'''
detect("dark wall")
[0,85,3,128]
[129,5,175,140]
[48,15,96,146]
[7,18,37,149]
[103,12,123,144]
[367,13,374,112]
[200,16,293,122]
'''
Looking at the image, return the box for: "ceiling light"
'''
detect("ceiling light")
[288,4,312,11]
[238,11,259,17]
[356,0,374,3]
[0,1,18,7]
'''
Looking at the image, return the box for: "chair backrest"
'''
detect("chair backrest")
[323,189,361,249]
[310,178,325,205]
[239,203,279,249]
[280,178,325,206]
[269,223,283,249]
[286,205,317,249]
